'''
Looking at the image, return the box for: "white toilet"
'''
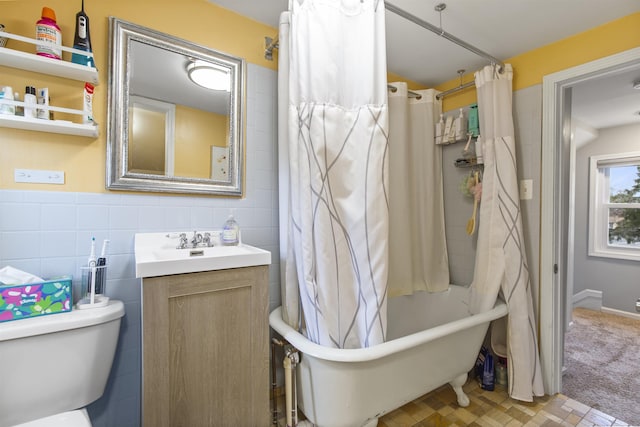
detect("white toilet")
[0,300,125,427]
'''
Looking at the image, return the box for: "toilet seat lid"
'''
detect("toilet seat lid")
[12,409,91,427]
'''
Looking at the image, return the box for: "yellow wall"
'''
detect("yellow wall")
[129,107,166,174]
[174,106,228,178]
[0,0,276,192]
[0,1,637,192]
[437,12,640,112]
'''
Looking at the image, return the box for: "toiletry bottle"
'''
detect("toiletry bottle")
[71,0,94,67]
[222,214,240,246]
[468,103,479,137]
[37,88,50,120]
[454,108,467,141]
[24,86,37,119]
[36,7,62,60]
[14,92,23,117]
[495,358,507,386]
[0,86,15,115]
[443,115,454,144]
[475,137,484,165]
[481,352,495,391]
[435,114,444,144]
[83,83,94,124]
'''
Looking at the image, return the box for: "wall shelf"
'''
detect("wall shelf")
[0,114,98,138]
[0,46,99,85]
[0,31,99,85]
[0,31,99,137]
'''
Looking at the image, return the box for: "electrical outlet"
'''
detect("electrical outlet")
[636,298,640,313]
[519,179,533,200]
[14,169,65,184]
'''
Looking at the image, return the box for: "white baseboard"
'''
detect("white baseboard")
[601,306,640,321]
[572,289,640,320]
[572,289,602,311]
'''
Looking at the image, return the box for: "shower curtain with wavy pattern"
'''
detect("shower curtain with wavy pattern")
[469,64,544,402]
[387,84,449,297]
[279,0,389,348]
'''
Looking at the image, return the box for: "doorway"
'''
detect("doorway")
[539,47,640,394]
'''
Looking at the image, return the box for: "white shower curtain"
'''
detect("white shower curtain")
[387,84,449,296]
[469,64,544,401]
[279,0,389,348]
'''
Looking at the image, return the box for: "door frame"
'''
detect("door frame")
[539,47,640,394]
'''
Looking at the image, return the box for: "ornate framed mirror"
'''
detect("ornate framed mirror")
[106,17,245,195]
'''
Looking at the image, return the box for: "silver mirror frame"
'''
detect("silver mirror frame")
[106,17,245,196]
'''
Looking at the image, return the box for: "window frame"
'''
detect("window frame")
[588,151,640,262]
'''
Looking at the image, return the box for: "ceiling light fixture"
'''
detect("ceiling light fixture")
[187,60,230,91]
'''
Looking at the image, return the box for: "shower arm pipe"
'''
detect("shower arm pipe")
[385,2,505,73]
[435,80,475,100]
[387,84,422,100]
[265,36,279,61]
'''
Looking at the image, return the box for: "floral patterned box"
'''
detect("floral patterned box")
[0,277,72,323]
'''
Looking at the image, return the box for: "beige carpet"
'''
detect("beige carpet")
[563,307,640,426]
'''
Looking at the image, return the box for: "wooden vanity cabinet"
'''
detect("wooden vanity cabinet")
[142,266,270,427]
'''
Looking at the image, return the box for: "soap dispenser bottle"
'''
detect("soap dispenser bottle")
[222,213,240,246]
[454,108,467,141]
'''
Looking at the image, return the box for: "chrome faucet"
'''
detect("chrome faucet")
[177,233,188,249]
[190,231,203,248]
[203,232,213,247]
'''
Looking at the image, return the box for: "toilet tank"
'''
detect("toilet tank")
[0,300,125,427]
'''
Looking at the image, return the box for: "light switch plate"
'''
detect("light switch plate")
[519,179,533,200]
[14,169,65,184]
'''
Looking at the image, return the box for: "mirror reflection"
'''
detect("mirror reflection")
[107,17,244,195]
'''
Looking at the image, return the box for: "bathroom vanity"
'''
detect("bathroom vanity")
[135,232,271,426]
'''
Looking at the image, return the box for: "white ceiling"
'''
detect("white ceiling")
[130,41,230,115]
[572,66,640,130]
[209,0,640,130]
[211,0,639,87]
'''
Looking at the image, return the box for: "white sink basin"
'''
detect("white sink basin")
[134,232,271,278]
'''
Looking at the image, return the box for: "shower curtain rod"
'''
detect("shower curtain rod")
[385,2,505,72]
[387,84,422,99]
[263,3,503,100]
[435,81,475,100]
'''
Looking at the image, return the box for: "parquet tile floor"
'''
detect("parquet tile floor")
[275,378,629,426]
[378,381,630,427]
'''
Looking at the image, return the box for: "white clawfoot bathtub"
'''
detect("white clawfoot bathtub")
[269,284,508,427]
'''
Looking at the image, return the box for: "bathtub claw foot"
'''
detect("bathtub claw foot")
[449,373,470,407]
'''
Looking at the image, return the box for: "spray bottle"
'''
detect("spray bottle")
[71,0,94,67]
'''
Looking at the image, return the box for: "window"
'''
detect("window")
[588,152,640,261]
